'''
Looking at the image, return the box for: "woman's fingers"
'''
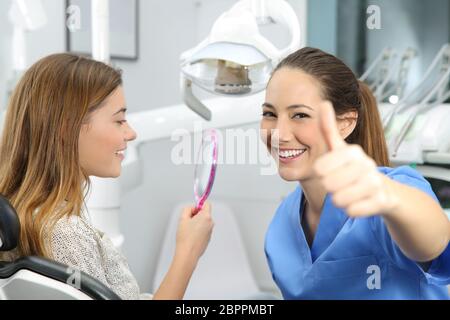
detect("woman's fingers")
[321,160,367,193]
[332,175,379,208]
[346,197,384,217]
[321,154,377,192]
[314,144,367,177]
[181,206,197,220]
[199,202,211,217]
[176,201,214,259]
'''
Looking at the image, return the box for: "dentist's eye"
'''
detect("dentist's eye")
[117,120,127,125]
[262,111,277,118]
[292,113,309,119]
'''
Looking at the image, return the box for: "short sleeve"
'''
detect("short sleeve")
[371,166,450,286]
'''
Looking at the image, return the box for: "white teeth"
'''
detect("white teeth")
[115,151,124,155]
[278,149,306,158]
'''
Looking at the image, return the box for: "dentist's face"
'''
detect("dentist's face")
[261,68,329,182]
[79,86,137,178]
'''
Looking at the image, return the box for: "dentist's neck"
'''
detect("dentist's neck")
[299,177,328,216]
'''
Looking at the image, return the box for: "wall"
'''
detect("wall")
[307,0,338,55]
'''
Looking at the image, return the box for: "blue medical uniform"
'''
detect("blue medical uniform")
[265,166,450,299]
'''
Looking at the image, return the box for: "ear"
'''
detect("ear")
[336,110,358,140]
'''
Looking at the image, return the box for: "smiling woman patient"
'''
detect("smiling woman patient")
[261,47,450,300]
[0,53,214,300]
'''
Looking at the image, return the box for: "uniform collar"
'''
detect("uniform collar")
[293,187,349,263]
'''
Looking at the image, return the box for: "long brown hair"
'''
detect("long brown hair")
[273,47,390,167]
[0,53,122,259]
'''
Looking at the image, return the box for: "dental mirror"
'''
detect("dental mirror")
[193,129,218,214]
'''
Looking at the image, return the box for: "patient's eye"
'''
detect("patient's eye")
[262,111,276,118]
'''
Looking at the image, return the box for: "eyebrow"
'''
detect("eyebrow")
[262,103,314,111]
[113,107,127,116]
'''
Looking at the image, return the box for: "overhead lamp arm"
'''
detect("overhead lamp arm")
[181,76,212,121]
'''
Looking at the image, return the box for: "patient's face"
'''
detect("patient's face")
[79,86,137,178]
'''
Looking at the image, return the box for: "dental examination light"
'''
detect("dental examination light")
[180,0,301,120]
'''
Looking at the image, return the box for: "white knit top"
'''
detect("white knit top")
[50,210,153,300]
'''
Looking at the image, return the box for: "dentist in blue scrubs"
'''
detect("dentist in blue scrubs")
[261,47,450,299]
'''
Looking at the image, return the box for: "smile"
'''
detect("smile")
[276,148,306,162]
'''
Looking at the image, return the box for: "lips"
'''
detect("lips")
[115,148,127,160]
[274,148,307,163]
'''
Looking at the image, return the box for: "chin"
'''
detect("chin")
[94,169,121,178]
[278,167,308,182]
[108,164,122,178]
[111,170,121,178]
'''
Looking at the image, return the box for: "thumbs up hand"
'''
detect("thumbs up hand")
[313,101,397,217]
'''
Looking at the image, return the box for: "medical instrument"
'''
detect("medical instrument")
[380,48,417,103]
[361,47,417,106]
[380,44,450,163]
[360,47,398,101]
[193,129,218,214]
[369,45,450,217]
[382,44,450,129]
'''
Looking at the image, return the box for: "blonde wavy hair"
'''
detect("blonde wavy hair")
[0,53,122,259]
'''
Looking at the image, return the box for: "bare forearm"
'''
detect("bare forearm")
[382,176,450,262]
[153,251,197,300]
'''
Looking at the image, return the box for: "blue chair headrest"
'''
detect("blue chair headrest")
[0,194,20,251]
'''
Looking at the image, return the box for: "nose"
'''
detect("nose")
[125,122,137,142]
[275,116,294,144]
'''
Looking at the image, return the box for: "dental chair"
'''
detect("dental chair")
[0,194,121,300]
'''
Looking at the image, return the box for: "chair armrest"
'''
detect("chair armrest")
[0,256,121,300]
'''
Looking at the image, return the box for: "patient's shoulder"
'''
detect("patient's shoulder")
[49,214,103,263]
[49,213,142,300]
[51,214,99,244]
[49,214,108,280]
